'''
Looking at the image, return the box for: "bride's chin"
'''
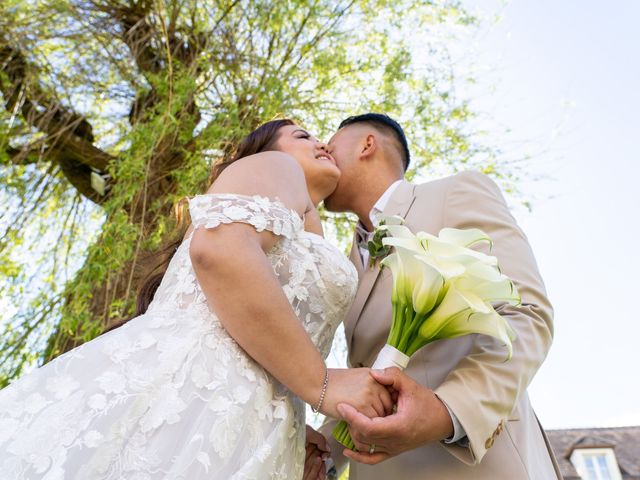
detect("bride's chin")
[319,161,340,177]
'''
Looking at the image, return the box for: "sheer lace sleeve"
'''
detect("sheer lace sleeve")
[188,193,302,239]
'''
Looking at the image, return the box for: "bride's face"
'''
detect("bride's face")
[273,124,341,200]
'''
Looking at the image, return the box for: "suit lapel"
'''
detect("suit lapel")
[344,180,417,350]
[349,234,364,278]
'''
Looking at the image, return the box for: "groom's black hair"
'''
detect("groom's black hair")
[338,113,411,170]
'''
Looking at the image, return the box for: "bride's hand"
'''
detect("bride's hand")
[320,368,393,420]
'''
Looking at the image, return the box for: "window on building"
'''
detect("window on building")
[570,448,622,480]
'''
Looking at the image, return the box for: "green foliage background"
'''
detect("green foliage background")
[0,0,517,386]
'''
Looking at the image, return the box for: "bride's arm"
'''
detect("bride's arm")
[190,152,390,419]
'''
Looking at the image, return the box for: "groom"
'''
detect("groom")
[308,114,561,479]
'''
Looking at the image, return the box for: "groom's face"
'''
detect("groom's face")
[324,125,363,212]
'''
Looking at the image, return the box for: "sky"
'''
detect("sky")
[451,0,640,429]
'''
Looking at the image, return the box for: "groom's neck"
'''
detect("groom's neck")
[354,177,400,231]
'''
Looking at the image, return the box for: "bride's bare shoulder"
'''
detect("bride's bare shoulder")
[207,152,308,215]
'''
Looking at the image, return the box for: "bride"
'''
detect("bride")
[0,119,392,479]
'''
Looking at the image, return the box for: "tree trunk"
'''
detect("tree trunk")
[44,100,202,359]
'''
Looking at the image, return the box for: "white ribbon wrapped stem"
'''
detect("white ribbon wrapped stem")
[371,344,410,371]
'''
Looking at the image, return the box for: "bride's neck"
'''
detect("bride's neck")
[303,205,324,236]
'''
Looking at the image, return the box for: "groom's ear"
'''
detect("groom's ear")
[360,133,377,160]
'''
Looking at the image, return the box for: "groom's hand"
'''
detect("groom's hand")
[304,425,330,479]
[337,367,454,465]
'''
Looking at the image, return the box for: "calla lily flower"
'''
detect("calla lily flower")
[380,249,406,305]
[428,308,517,360]
[454,275,520,306]
[438,227,492,248]
[417,231,499,267]
[376,214,406,227]
[380,225,424,251]
[415,251,466,278]
[408,285,492,354]
[411,259,445,315]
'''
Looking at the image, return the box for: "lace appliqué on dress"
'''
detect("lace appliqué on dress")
[189,193,302,239]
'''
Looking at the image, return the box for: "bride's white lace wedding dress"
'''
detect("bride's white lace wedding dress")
[0,194,358,480]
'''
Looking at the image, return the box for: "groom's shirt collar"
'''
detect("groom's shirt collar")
[357,179,403,267]
[369,179,403,226]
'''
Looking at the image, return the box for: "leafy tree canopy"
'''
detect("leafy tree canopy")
[0,0,511,386]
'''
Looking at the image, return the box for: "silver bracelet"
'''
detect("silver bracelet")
[312,368,329,413]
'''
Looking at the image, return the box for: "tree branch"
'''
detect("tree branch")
[0,38,115,201]
[112,2,163,75]
[3,144,41,166]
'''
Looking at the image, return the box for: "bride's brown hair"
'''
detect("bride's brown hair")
[105,118,295,333]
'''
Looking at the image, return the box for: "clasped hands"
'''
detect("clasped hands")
[304,367,454,480]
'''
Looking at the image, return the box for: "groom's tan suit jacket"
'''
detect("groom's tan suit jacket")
[322,171,562,479]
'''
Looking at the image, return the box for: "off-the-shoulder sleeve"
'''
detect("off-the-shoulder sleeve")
[188,193,302,239]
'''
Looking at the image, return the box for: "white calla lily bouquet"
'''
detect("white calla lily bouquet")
[333,217,520,450]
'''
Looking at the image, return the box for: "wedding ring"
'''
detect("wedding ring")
[368,444,376,454]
